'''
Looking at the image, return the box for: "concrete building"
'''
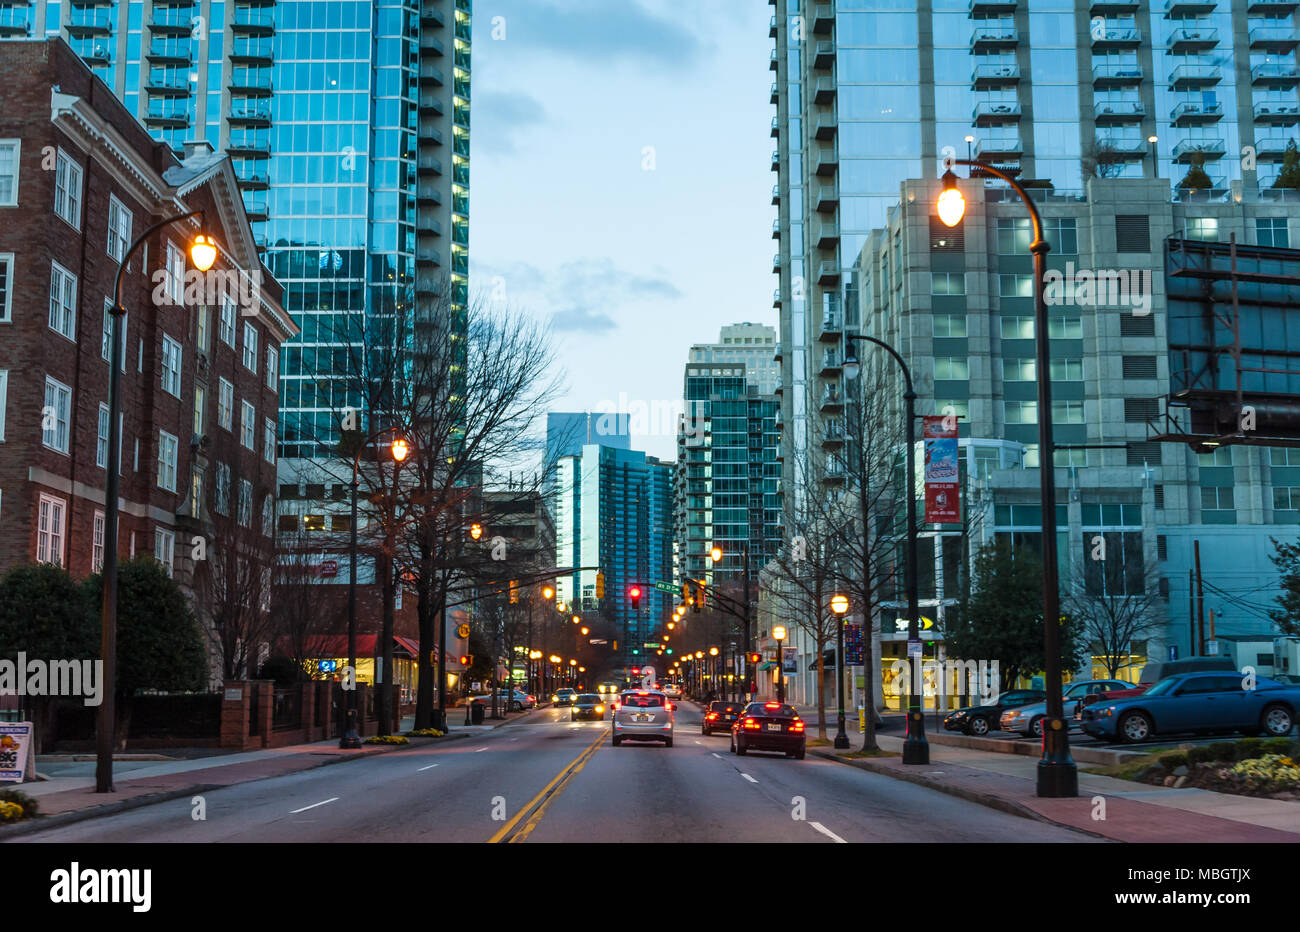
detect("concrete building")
[0,39,294,679]
[686,322,781,394]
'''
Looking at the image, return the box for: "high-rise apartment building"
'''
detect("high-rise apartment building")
[771,1,1300,689]
[686,322,781,394]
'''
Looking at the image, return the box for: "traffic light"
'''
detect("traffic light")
[682,582,692,607]
[459,654,473,667]
[694,581,705,614]
[629,585,642,610]
[749,652,761,665]
[508,580,519,604]
[596,571,605,600]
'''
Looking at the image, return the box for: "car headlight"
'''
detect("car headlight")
[1004,711,1021,720]
[1098,707,1115,718]
[949,711,966,719]
[596,706,604,713]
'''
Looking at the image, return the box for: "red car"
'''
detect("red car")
[730,701,806,759]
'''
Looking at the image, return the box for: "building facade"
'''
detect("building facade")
[686,322,781,395]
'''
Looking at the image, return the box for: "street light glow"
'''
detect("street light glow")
[710,545,723,562]
[936,170,966,227]
[830,593,849,615]
[391,437,411,462]
[773,625,786,641]
[189,233,218,271]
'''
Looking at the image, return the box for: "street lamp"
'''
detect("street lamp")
[936,163,1076,798]
[772,626,786,703]
[830,595,851,749]
[97,211,216,793]
[842,333,929,765]
[469,522,483,541]
[340,428,412,749]
[1148,135,1159,179]
[708,543,754,700]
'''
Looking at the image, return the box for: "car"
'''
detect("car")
[999,680,1131,737]
[1081,672,1300,744]
[663,683,683,700]
[611,689,674,746]
[571,693,606,721]
[472,689,533,712]
[701,699,746,736]
[730,701,806,759]
[942,689,1046,736]
[552,688,577,706]
[1076,657,1236,715]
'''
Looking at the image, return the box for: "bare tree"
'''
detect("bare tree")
[271,526,337,676]
[1065,536,1165,678]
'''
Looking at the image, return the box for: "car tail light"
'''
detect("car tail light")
[665,702,674,711]
[706,713,718,720]
[764,701,781,709]
[743,718,760,730]
[790,720,805,732]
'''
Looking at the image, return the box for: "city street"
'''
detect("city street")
[16,703,1094,844]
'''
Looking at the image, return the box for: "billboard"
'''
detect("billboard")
[923,416,960,523]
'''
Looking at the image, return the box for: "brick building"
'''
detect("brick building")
[0,39,295,680]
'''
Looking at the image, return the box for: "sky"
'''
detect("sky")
[468,0,776,461]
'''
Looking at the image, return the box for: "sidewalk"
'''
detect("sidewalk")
[5,704,544,837]
[813,733,1300,843]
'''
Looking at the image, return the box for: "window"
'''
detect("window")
[1003,358,1035,381]
[1054,447,1092,467]
[1047,317,1082,339]
[154,528,175,577]
[932,313,967,337]
[242,321,258,372]
[107,195,132,262]
[42,376,71,453]
[1201,486,1235,511]
[37,494,66,565]
[164,241,185,304]
[1045,217,1078,255]
[1186,217,1218,242]
[190,466,203,518]
[1274,487,1300,512]
[1050,358,1083,381]
[999,274,1033,298]
[1001,316,1034,339]
[161,334,182,396]
[238,479,253,527]
[240,400,256,449]
[215,463,231,515]
[53,149,82,228]
[935,357,969,379]
[1271,448,1300,466]
[1052,401,1085,423]
[265,343,278,390]
[262,495,274,537]
[0,139,18,206]
[217,378,234,430]
[196,305,211,352]
[0,369,6,442]
[219,295,236,346]
[997,217,1032,255]
[49,261,77,340]
[157,431,179,491]
[1198,446,1233,467]
[1257,217,1289,248]
[263,417,276,463]
[96,403,110,468]
[1005,400,1037,424]
[935,399,969,421]
[93,511,105,573]
[0,252,12,322]
[931,272,965,295]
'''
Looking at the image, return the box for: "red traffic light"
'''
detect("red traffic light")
[629,585,642,609]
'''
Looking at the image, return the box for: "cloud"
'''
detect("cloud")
[550,306,618,332]
[480,0,705,68]
[473,91,547,155]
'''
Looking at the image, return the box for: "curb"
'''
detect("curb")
[808,748,1110,841]
[1,733,471,840]
[925,731,1141,766]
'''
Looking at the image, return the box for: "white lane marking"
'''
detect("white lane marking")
[474,746,489,752]
[741,773,758,784]
[418,763,440,771]
[694,740,702,745]
[290,797,338,814]
[711,752,723,759]
[510,737,519,741]
[809,821,847,844]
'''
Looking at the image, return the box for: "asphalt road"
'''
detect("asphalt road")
[16,703,1096,844]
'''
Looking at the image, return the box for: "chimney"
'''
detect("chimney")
[183,139,215,161]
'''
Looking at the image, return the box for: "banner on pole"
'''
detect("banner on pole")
[923,415,960,523]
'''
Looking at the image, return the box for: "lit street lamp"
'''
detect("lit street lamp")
[830,594,851,749]
[772,626,786,703]
[97,211,216,793]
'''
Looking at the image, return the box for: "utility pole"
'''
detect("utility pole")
[1194,539,1206,655]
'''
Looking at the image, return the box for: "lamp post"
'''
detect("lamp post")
[97,211,215,793]
[842,334,928,765]
[771,627,786,702]
[829,594,851,748]
[341,427,411,749]
[936,162,1077,797]
[1148,135,1159,180]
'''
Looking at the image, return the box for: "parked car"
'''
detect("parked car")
[1080,672,1300,744]
[1077,657,1236,716]
[999,680,1131,737]
[702,699,746,736]
[571,693,606,721]
[471,690,534,712]
[942,689,1045,736]
[612,689,674,747]
[552,688,577,706]
[730,701,806,759]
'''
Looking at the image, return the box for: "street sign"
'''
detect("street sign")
[845,624,863,665]
[653,581,677,595]
[457,623,471,639]
[318,559,338,578]
[643,642,661,649]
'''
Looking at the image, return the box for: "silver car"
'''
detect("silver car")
[611,689,674,747]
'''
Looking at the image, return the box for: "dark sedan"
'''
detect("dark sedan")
[570,693,606,721]
[942,689,1046,736]
[701,700,746,736]
[730,701,806,760]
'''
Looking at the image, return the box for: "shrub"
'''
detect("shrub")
[407,728,444,738]
[363,735,409,745]
[0,801,23,823]
[1227,754,1300,795]
[1235,738,1264,760]
[1157,751,1188,771]
[1207,741,1237,763]
[1261,737,1294,756]
[1187,745,1216,766]
[0,788,38,818]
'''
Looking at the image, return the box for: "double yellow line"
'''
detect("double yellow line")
[488,729,605,843]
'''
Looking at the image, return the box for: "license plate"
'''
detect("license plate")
[635,714,651,722]
[766,723,782,732]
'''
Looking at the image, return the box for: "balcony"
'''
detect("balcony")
[972,63,1020,89]
[975,135,1023,158]
[1170,63,1221,88]
[814,111,837,140]
[1172,138,1226,162]
[419,153,443,175]
[773,288,782,309]
[813,41,835,70]
[770,48,778,72]
[1252,63,1300,87]
[1247,0,1298,11]
[772,184,781,205]
[821,420,846,450]
[227,139,271,158]
[819,350,842,376]
[1092,27,1141,51]
[1171,101,1222,125]
[773,253,781,274]
[146,43,192,65]
[774,379,784,397]
[771,116,779,138]
[814,143,838,176]
[813,77,836,105]
[1094,136,1149,160]
[228,73,273,96]
[145,75,191,95]
[67,16,113,36]
[230,9,275,37]
[0,7,30,36]
[1168,26,1218,52]
[420,90,445,115]
[1255,137,1295,161]
[422,63,445,86]
[973,100,1021,124]
[816,184,839,212]
[769,14,778,38]
[819,388,845,414]
[815,220,839,249]
[970,0,1018,11]
[229,42,274,66]
[971,26,1018,52]
[1092,64,1143,87]
[144,110,191,129]
[770,82,778,104]
[819,312,843,342]
[1250,26,1298,52]
[1095,100,1145,124]
[817,260,840,284]
[772,219,781,240]
[421,33,445,56]
[1166,0,1216,12]
[812,3,834,34]
[824,460,847,483]
[416,180,442,205]
[229,105,272,127]
[1254,102,1300,125]
[234,172,269,190]
[1090,0,1139,10]
[771,149,780,172]
[78,45,113,67]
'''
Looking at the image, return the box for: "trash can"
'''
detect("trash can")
[471,702,485,725]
